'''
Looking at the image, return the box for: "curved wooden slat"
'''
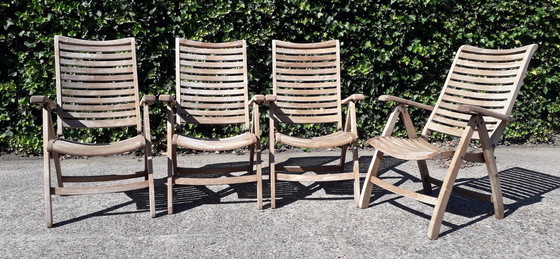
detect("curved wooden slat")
[179,53,243,61]
[61,81,134,89]
[62,117,138,128]
[275,54,337,61]
[62,96,136,104]
[60,110,137,119]
[61,89,135,96]
[60,66,133,74]
[276,47,338,55]
[62,103,136,112]
[179,46,243,55]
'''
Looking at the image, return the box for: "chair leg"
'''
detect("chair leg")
[417,160,432,194]
[427,153,463,240]
[248,144,255,174]
[43,150,53,228]
[145,146,156,218]
[269,144,276,209]
[167,144,175,215]
[339,144,348,172]
[52,152,63,188]
[427,116,476,239]
[358,149,384,208]
[352,142,360,207]
[477,120,504,219]
[255,142,263,210]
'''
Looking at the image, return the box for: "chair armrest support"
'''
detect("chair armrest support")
[30,95,57,109]
[457,105,515,122]
[140,95,156,106]
[379,95,434,111]
[158,94,177,106]
[249,94,265,105]
[265,94,277,104]
[342,94,365,104]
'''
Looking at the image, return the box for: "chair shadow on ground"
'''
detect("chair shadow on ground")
[367,166,560,238]
[270,155,406,209]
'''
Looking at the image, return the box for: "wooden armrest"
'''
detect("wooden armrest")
[265,94,277,104]
[249,94,265,105]
[140,95,156,106]
[158,94,177,105]
[378,95,434,111]
[30,95,57,109]
[342,94,365,104]
[457,105,515,122]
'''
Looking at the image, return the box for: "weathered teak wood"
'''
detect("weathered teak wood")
[267,40,365,208]
[30,36,156,227]
[359,44,538,239]
[161,39,263,214]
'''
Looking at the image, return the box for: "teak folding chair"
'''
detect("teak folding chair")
[359,44,538,239]
[30,36,156,227]
[266,40,365,208]
[160,39,264,214]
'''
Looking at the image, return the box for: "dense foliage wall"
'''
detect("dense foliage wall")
[1,0,559,154]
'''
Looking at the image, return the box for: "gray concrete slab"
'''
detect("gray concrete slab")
[1,146,559,258]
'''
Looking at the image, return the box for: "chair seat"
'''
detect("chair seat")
[367,136,455,160]
[276,131,356,149]
[174,132,257,151]
[48,134,145,156]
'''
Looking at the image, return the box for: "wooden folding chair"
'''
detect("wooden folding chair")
[266,40,365,208]
[359,44,538,239]
[160,39,264,214]
[30,36,156,227]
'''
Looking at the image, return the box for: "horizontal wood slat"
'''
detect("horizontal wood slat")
[276,61,338,68]
[276,68,338,75]
[61,88,135,96]
[179,46,243,55]
[60,59,133,67]
[275,101,338,109]
[453,66,519,77]
[62,96,136,104]
[450,73,515,85]
[277,87,338,95]
[455,59,522,69]
[61,81,134,89]
[275,47,337,55]
[447,81,513,92]
[180,74,244,82]
[59,43,132,52]
[445,88,510,100]
[273,114,339,124]
[458,52,526,62]
[60,66,133,74]
[61,74,134,82]
[441,95,507,107]
[275,54,337,61]
[62,103,136,112]
[180,60,244,68]
[179,67,244,75]
[276,74,338,82]
[179,53,243,61]
[59,51,133,60]
[60,110,136,119]
[180,101,245,109]
[180,81,245,89]
[62,117,137,128]
[180,88,245,96]
[180,115,246,124]
[276,81,337,88]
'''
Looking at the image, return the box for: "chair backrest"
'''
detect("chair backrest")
[54,36,142,135]
[175,39,249,128]
[271,40,342,128]
[422,44,538,142]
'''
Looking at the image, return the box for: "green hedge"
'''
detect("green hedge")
[1,0,559,154]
